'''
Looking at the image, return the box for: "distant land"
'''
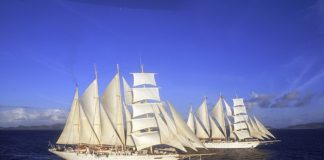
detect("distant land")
[0,123,64,130]
[1,122,324,130]
[286,122,324,129]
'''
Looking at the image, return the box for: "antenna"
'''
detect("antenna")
[141,64,144,73]
[140,55,144,72]
[117,64,120,73]
[94,64,98,79]
[234,91,238,98]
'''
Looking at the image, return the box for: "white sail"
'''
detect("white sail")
[234,130,251,140]
[233,98,245,106]
[131,131,161,151]
[232,98,251,141]
[132,103,161,118]
[132,117,158,132]
[102,72,125,145]
[122,77,133,106]
[130,69,163,151]
[132,73,157,86]
[196,98,210,136]
[234,115,248,123]
[250,117,270,139]
[209,116,225,139]
[186,107,195,133]
[246,118,264,140]
[194,116,209,139]
[211,98,227,137]
[226,117,236,140]
[159,104,197,151]
[168,102,205,148]
[124,103,135,146]
[234,123,248,131]
[254,117,276,139]
[153,108,187,152]
[79,104,100,145]
[132,88,160,102]
[99,102,123,145]
[57,87,80,144]
[233,106,247,115]
[223,99,233,116]
[80,79,101,144]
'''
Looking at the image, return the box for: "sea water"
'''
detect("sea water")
[0,130,323,160]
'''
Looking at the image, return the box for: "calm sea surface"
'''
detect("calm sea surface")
[0,130,323,160]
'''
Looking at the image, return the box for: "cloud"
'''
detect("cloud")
[246,90,319,108]
[298,69,324,90]
[245,92,273,108]
[0,106,67,127]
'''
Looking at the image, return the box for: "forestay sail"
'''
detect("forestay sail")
[254,117,276,139]
[246,117,264,140]
[102,72,125,146]
[124,103,135,146]
[99,102,123,145]
[223,98,233,116]
[209,116,225,139]
[57,87,80,144]
[196,98,210,136]
[122,77,133,106]
[153,107,187,152]
[211,97,227,138]
[160,104,197,151]
[195,116,209,139]
[187,107,195,133]
[226,117,236,140]
[80,79,101,145]
[168,102,205,148]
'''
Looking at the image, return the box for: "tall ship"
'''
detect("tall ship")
[49,65,205,160]
[187,96,278,149]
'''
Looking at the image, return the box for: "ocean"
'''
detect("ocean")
[0,130,323,160]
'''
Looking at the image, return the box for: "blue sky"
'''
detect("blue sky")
[0,0,323,128]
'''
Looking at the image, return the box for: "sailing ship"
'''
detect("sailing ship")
[187,96,278,149]
[49,65,205,160]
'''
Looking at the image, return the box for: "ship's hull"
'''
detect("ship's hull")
[195,141,261,149]
[49,149,180,160]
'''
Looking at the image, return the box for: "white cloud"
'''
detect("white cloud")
[0,106,67,127]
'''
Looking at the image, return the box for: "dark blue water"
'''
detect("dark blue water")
[0,130,323,160]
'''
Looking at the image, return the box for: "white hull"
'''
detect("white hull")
[195,141,261,149]
[49,149,180,160]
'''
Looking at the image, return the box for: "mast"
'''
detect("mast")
[130,66,189,152]
[57,86,80,145]
[79,66,101,145]
[124,102,135,147]
[211,96,227,140]
[130,66,161,152]
[226,116,236,141]
[102,64,125,147]
[232,98,251,141]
